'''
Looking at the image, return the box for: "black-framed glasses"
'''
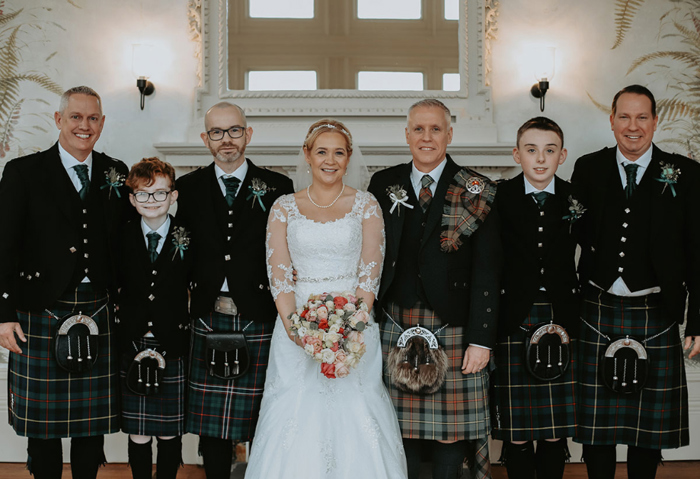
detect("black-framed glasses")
[133,190,171,203]
[206,126,246,141]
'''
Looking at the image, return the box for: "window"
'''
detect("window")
[247,71,318,90]
[248,0,313,19]
[358,72,424,91]
[357,0,421,20]
[444,0,459,20]
[442,73,460,91]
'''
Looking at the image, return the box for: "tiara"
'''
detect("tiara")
[310,124,352,144]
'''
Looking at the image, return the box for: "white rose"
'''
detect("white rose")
[326,301,334,309]
[325,332,341,344]
[329,324,341,334]
[304,344,315,356]
[345,353,359,368]
[297,326,308,338]
[321,348,336,364]
[346,341,362,354]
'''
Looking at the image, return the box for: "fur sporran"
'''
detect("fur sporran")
[387,326,449,395]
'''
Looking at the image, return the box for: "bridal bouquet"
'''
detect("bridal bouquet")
[288,291,371,379]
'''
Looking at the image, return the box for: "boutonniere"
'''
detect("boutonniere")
[386,185,414,216]
[246,178,275,212]
[170,227,190,261]
[562,195,586,232]
[100,167,125,199]
[655,162,681,197]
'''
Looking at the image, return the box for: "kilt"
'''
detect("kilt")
[7,285,119,438]
[491,297,576,442]
[575,287,689,449]
[120,336,186,437]
[186,312,273,440]
[380,301,490,441]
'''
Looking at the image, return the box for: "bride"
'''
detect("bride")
[245,120,407,478]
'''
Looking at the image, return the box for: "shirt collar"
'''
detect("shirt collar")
[411,158,447,188]
[58,141,93,171]
[616,144,653,170]
[215,160,248,183]
[140,215,171,240]
[523,176,556,195]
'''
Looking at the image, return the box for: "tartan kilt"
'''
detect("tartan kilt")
[491,298,576,442]
[186,312,273,440]
[380,301,490,441]
[120,337,186,437]
[575,287,689,449]
[7,285,119,438]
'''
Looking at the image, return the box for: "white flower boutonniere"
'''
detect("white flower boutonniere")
[170,227,191,261]
[246,178,276,212]
[100,167,126,199]
[655,162,681,197]
[386,185,414,216]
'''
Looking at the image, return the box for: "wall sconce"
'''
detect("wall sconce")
[530,47,555,112]
[132,44,155,110]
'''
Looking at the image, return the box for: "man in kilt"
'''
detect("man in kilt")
[117,157,192,479]
[491,117,579,479]
[571,84,699,479]
[0,86,132,479]
[176,102,293,479]
[368,99,501,479]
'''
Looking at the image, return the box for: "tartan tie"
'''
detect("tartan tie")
[147,231,161,263]
[531,191,550,209]
[419,174,434,212]
[222,176,241,207]
[73,164,90,201]
[624,163,639,199]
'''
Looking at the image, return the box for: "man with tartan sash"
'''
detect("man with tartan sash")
[368,99,501,479]
[571,84,700,479]
[0,86,132,479]
[176,102,293,479]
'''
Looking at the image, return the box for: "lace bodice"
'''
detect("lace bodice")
[266,191,385,305]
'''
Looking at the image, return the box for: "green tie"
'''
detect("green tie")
[73,164,90,201]
[222,176,241,207]
[147,231,161,263]
[624,163,640,199]
[531,191,550,209]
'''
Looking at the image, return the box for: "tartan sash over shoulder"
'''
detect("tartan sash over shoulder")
[440,168,497,253]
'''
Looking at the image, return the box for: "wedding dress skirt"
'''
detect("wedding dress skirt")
[245,192,407,479]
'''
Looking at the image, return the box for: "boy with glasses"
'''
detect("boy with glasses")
[117,157,192,479]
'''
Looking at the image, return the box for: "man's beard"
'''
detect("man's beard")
[210,145,243,163]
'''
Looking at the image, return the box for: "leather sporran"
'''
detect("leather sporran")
[386,325,448,395]
[600,336,649,394]
[54,313,99,373]
[126,349,167,396]
[206,332,250,380]
[523,322,571,381]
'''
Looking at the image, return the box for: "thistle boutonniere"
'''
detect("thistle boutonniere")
[562,195,586,232]
[655,162,681,197]
[386,184,414,216]
[100,167,125,199]
[246,178,275,212]
[170,227,190,261]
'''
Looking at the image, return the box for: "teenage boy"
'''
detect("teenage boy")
[117,157,192,479]
[491,117,579,479]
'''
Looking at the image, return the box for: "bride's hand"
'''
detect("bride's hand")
[286,330,304,348]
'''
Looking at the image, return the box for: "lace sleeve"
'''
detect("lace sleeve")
[356,193,385,302]
[266,196,295,301]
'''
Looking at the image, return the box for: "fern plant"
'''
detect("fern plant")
[612,0,647,49]
[0,2,63,160]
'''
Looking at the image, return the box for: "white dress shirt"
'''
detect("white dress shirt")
[410,159,447,198]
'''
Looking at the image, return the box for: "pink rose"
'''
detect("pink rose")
[331,342,339,352]
[354,310,370,324]
[343,303,356,312]
[335,363,350,378]
[317,306,328,320]
[335,349,347,363]
[346,331,362,343]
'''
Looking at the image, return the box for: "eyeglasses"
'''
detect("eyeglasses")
[206,126,246,141]
[133,190,171,203]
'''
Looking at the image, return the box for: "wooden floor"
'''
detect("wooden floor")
[0,461,698,478]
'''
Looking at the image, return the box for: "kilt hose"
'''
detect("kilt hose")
[186,312,273,441]
[491,297,576,442]
[119,337,186,437]
[7,284,119,438]
[575,287,689,449]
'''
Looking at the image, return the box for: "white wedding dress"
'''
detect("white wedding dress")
[245,191,407,479]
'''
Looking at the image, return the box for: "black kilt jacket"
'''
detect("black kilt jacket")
[175,159,294,321]
[0,143,132,322]
[495,174,581,338]
[116,215,193,358]
[571,145,700,335]
[368,155,502,348]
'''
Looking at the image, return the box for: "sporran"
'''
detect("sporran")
[522,321,570,381]
[126,348,167,396]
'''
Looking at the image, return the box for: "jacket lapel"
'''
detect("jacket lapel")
[421,156,460,249]
[47,143,82,226]
[384,162,413,256]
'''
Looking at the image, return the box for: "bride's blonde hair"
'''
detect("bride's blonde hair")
[303,119,353,157]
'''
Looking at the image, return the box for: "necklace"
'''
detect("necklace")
[307,184,345,209]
